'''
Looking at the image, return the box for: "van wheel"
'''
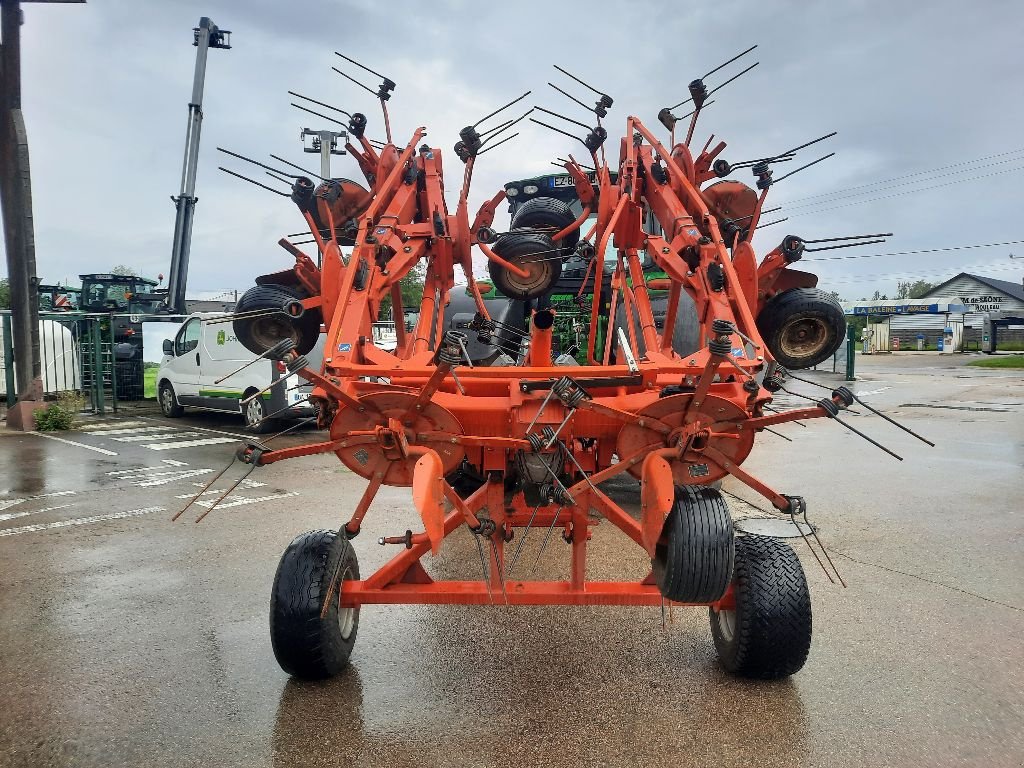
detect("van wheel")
[243,390,276,434]
[158,381,184,418]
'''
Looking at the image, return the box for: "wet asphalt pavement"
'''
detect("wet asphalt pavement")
[1,353,1021,767]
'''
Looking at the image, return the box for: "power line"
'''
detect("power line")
[818,261,1020,286]
[781,156,1024,212]
[804,238,1024,262]
[780,164,1024,218]
[780,147,1024,206]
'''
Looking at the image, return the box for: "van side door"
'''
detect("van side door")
[171,317,203,404]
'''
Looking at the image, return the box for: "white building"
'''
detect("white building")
[842,273,1024,352]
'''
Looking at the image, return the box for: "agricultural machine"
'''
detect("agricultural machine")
[192,46,930,681]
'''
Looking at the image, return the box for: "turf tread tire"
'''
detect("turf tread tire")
[510,197,580,253]
[489,231,563,300]
[710,535,812,679]
[756,287,845,370]
[270,529,360,679]
[652,486,734,603]
[234,284,322,357]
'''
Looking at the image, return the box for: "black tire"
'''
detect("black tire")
[710,535,812,679]
[242,389,276,434]
[115,359,145,401]
[158,381,184,418]
[757,288,846,370]
[511,197,580,253]
[270,530,360,679]
[489,231,563,300]
[234,284,322,357]
[652,486,734,602]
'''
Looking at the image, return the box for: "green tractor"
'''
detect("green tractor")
[479,170,699,363]
[78,273,164,400]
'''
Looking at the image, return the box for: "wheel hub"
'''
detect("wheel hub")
[780,317,829,359]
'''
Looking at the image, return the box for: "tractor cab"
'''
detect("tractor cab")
[79,274,164,314]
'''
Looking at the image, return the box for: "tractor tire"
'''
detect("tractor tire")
[710,535,812,679]
[757,288,846,370]
[510,197,580,254]
[234,284,321,357]
[489,231,562,301]
[652,486,734,603]
[270,529,360,679]
[158,381,184,418]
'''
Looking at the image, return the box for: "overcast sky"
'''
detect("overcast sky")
[4,0,1023,301]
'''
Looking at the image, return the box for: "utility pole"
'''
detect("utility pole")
[301,127,346,181]
[163,17,230,315]
[1,0,83,429]
[301,128,345,268]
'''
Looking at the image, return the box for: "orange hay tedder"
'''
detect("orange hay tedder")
[194,46,929,680]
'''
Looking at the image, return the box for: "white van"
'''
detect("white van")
[156,313,323,433]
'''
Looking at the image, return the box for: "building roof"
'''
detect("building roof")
[924,272,1024,303]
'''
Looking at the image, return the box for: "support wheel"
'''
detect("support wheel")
[158,381,183,418]
[652,486,734,602]
[234,283,322,356]
[757,288,846,369]
[510,196,580,253]
[710,535,812,679]
[488,231,562,300]
[270,530,360,679]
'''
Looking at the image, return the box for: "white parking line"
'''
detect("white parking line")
[80,420,151,431]
[85,426,178,436]
[0,503,76,523]
[162,459,188,467]
[0,506,164,537]
[113,432,204,443]
[139,416,249,440]
[136,469,213,487]
[32,433,117,456]
[144,437,238,451]
[191,491,299,509]
[0,490,77,512]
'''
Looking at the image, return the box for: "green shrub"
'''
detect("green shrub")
[34,403,75,431]
[33,391,86,431]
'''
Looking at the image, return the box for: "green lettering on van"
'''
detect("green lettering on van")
[216,330,226,345]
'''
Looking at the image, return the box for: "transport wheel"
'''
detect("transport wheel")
[234,284,321,357]
[510,197,580,254]
[757,288,846,369]
[243,390,276,434]
[158,381,184,418]
[652,485,734,602]
[488,231,562,300]
[270,529,360,679]
[710,535,812,679]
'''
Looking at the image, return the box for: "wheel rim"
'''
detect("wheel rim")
[503,258,556,296]
[779,316,830,360]
[716,607,737,643]
[246,398,265,425]
[249,315,300,352]
[336,565,355,639]
[160,387,173,413]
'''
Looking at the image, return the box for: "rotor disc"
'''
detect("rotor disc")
[616,393,755,486]
[330,391,465,486]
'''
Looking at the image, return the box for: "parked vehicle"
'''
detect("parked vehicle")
[157,313,322,432]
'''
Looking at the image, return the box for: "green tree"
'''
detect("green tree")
[111,264,139,276]
[379,262,425,320]
[897,280,937,299]
[0,278,9,310]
